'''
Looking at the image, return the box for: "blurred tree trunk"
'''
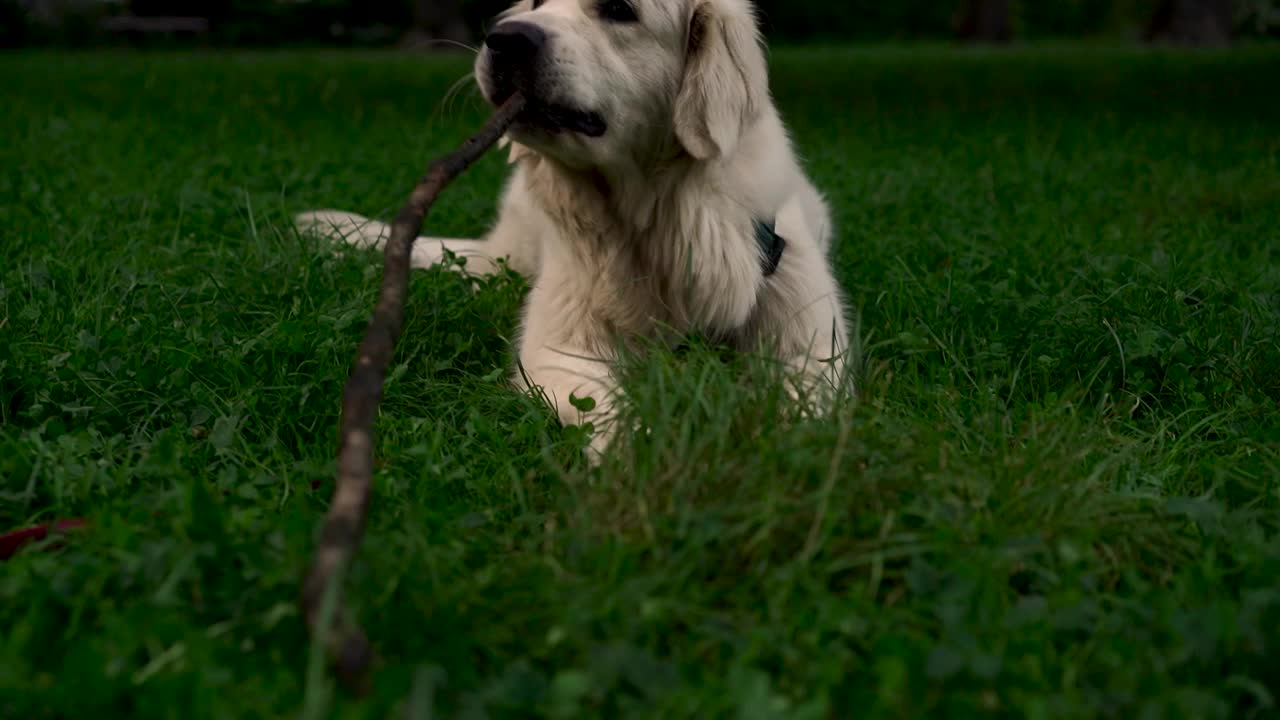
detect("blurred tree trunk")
[955,0,1013,43]
[1144,0,1235,46]
[402,0,471,51]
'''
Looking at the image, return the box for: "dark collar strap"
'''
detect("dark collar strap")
[754,218,786,277]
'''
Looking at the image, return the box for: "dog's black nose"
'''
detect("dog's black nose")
[485,21,547,63]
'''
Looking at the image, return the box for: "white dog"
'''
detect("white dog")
[297,0,850,459]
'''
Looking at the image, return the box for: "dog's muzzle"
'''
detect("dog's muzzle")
[482,21,607,138]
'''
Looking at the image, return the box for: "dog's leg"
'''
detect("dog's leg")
[751,190,852,405]
[514,275,620,462]
[296,209,485,269]
[748,237,852,407]
[517,343,618,462]
[773,275,851,406]
[296,178,543,278]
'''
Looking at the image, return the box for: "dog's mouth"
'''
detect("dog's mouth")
[521,101,607,138]
[490,86,607,138]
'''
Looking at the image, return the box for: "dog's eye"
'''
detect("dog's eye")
[531,0,545,8]
[598,0,638,23]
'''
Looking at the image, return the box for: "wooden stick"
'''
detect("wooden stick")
[301,92,526,690]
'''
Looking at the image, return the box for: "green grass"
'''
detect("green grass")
[2,45,1279,718]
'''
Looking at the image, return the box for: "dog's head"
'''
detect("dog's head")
[475,0,769,169]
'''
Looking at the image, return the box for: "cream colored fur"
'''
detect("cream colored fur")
[297,0,850,460]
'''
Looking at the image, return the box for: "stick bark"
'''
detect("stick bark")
[300,92,526,690]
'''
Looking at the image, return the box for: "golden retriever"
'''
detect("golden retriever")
[297,0,851,459]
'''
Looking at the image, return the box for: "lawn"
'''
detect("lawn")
[2,45,1279,718]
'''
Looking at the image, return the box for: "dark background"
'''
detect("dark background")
[3,0,1277,49]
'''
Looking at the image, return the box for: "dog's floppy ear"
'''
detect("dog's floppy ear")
[673,0,769,161]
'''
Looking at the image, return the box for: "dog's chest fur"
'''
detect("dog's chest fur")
[521,157,768,346]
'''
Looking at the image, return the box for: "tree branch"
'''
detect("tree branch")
[300,92,526,691]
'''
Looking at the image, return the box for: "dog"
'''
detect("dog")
[297,0,851,460]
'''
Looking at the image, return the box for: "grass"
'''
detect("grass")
[2,44,1279,718]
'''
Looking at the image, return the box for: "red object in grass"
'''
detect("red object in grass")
[0,519,88,560]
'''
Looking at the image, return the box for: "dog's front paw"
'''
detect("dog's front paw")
[294,209,388,249]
